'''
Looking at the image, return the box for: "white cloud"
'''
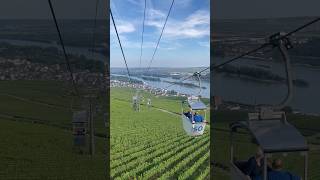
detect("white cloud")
[110,20,136,34]
[166,10,209,38]
[117,21,136,33]
[145,8,166,28]
[146,10,210,39]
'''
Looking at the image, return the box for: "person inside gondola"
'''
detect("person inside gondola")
[244,147,265,180]
[184,107,192,120]
[267,159,301,180]
[193,112,204,123]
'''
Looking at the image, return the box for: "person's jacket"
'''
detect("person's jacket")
[194,115,203,122]
[267,170,300,180]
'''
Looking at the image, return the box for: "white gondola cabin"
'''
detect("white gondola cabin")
[229,117,309,180]
[229,33,309,180]
[132,95,140,111]
[72,111,87,150]
[181,95,207,136]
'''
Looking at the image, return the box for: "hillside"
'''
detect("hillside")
[110,87,210,179]
[0,80,107,179]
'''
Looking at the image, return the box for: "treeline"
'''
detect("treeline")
[110,75,143,84]
[0,43,104,73]
[141,76,161,81]
[163,80,206,89]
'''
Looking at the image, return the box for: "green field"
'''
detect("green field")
[212,110,320,179]
[110,87,210,179]
[0,80,107,179]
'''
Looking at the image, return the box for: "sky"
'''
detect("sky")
[110,0,210,68]
[213,0,320,19]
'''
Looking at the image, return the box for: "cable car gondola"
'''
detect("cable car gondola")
[181,72,207,136]
[132,93,140,111]
[229,33,309,180]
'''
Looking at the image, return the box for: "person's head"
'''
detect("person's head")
[272,158,283,171]
[255,147,264,160]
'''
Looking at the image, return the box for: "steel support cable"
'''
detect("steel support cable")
[139,0,147,74]
[135,0,147,100]
[164,67,209,90]
[89,1,110,178]
[110,9,132,80]
[163,17,320,90]
[281,17,320,38]
[91,0,100,59]
[212,43,269,69]
[91,0,108,93]
[146,0,175,72]
[48,0,80,96]
[213,17,320,70]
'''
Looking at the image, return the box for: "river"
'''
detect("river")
[112,74,210,99]
[213,57,320,114]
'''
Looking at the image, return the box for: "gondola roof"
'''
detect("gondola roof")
[230,120,308,153]
[187,99,207,110]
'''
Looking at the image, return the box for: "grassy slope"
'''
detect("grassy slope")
[111,87,210,122]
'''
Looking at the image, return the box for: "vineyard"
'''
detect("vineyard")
[2,81,318,179]
[0,80,106,179]
[110,87,210,179]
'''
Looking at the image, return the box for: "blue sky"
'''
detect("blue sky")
[110,0,210,68]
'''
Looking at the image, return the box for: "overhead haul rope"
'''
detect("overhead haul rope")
[212,17,320,70]
[91,0,100,60]
[164,17,320,90]
[164,67,209,90]
[110,0,174,89]
[134,0,147,101]
[110,9,132,81]
[48,0,80,97]
[138,0,147,74]
[145,0,175,72]
[89,0,110,178]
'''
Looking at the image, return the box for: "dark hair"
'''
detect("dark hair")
[272,159,283,170]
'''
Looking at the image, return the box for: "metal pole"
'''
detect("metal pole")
[274,39,294,110]
[196,72,202,97]
[89,97,95,156]
[230,131,234,162]
[304,152,308,180]
[263,154,267,180]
